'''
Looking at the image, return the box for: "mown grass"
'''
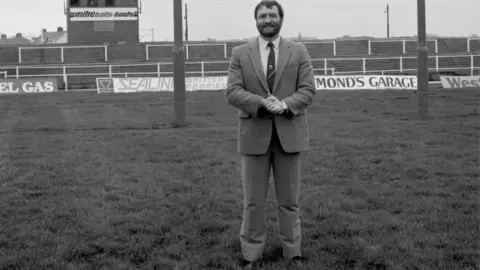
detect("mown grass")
[0,88,479,269]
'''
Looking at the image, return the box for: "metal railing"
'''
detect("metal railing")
[5,53,478,75]
[1,54,478,91]
[18,45,108,64]
[8,38,480,65]
[335,67,480,76]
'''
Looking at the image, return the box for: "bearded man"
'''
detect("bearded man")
[225,0,316,269]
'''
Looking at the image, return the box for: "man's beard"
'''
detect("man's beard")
[257,22,282,38]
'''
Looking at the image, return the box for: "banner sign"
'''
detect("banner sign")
[96,75,421,94]
[69,8,139,21]
[0,78,58,94]
[97,76,227,94]
[315,75,418,90]
[440,76,480,89]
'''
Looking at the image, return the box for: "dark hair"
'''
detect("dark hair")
[254,0,284,19]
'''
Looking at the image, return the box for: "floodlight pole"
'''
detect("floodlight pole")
[386,4,390,39]
[417,0,429,120]
[173,0,186,127]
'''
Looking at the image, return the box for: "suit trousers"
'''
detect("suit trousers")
[239,119,302,261]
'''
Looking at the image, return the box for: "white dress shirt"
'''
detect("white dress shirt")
[258,36,280,77]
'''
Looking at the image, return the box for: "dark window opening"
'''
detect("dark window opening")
[88,0,98,6]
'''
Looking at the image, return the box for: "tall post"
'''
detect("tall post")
[173,0,186,127]
[386,4,390,38]
[184,2,189,42]
[417,0,429,120]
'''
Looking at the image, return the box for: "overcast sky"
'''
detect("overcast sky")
[0,0,477,41]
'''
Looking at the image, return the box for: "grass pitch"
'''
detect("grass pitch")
[0,88,478,269]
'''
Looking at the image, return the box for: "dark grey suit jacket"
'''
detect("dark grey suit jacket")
[226,37,316,155]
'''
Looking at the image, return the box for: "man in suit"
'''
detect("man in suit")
[225,0,316,268]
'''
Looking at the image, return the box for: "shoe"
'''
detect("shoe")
[235,259,253,270]
[287,256,307,268]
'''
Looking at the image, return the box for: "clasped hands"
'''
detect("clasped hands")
[260,95,288,115]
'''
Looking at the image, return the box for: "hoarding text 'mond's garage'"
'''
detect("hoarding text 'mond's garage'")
[315,75,417,90]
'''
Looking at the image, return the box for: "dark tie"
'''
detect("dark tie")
[266,42,275,93]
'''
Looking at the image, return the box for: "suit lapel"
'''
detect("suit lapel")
[273,38,291,93]
[247,39,270,94]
